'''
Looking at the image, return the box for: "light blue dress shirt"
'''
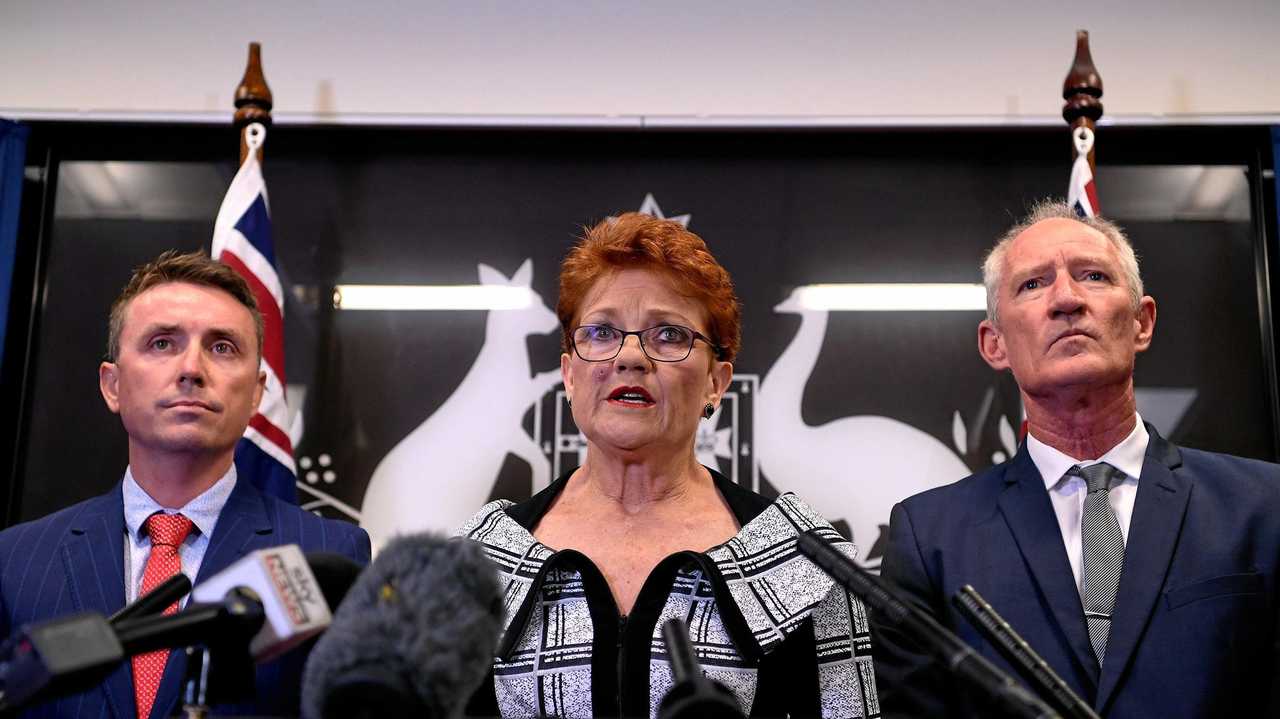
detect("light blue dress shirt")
[122,465,238,605]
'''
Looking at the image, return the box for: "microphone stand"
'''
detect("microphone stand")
[657,619,744,719]
[952,585,1100,719]
[122,589,262,714]
[796,531,1060,719]
[180,646,214,719]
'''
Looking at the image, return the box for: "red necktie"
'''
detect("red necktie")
[132,512,194,719]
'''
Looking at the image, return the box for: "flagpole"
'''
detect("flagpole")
[214,43,299,502]
[1062,30,1103,176]
[235,42,273,165]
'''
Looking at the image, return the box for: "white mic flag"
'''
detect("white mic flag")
[191,544,332,661]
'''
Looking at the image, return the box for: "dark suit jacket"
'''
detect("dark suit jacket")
[873,425,1280,718]
[0,477,371,719]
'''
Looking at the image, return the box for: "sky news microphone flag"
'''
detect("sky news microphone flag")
[1068,126,1099,218]
[211,122,297,502]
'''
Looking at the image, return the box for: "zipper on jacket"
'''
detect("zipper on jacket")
[616,614,628,714]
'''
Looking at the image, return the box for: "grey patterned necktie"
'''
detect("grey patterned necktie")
[1069,462,1125,665]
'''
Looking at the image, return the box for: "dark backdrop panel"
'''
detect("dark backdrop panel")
[1128,219,1269,459]
[8,124,1276,567]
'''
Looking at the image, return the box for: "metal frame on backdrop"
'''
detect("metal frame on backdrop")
[0,143,57,528]
[1250,142,1280,455]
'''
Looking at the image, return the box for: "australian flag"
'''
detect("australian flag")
[211,124,297,502]
[1067,146,1099,217]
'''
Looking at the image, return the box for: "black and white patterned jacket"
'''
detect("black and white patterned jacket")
[458,470,881,718]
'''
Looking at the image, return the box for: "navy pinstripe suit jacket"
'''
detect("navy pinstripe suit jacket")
[0,477,371,719]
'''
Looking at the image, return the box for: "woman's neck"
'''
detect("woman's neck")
[572,448,712,516]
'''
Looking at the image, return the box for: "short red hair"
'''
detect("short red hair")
[557,212,741,363]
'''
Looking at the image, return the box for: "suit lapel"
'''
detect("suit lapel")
[60,486,133,719]
[151,479,274,718]
[996,446,1101,691]
[1094,428,1188,712]
[192,478,273,585]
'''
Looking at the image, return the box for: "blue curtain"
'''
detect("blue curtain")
[0,120,30,368]
[1274,127,1280,252]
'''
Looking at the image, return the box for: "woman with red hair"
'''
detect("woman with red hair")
[461,213,879,718]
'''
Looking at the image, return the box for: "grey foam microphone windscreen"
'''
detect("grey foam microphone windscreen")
[301,534,504,719]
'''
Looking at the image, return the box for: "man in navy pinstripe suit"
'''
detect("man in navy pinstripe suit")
[0,251,371,718]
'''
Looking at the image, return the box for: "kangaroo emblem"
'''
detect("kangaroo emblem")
[758,289,970,562]
[360,259,561,550]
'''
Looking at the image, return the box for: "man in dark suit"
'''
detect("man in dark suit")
[0,250,371,718]
[873,202,1280,717]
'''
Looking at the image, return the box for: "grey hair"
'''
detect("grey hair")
[982,200,1143,324]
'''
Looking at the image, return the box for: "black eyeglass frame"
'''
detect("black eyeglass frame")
[569,324,725,363]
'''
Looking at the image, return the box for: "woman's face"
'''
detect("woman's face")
[561,267,733,461]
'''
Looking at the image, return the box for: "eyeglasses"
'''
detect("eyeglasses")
[570,324,723,362]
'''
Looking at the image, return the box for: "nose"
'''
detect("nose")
[1047,275,1085,319]
[613,332,651,371]
[176,345,207,388]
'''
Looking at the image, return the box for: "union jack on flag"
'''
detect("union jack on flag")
[1068,129,1099,218]
[211,123,297,502]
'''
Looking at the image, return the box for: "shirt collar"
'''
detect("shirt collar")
[122,464,239,541]
[1027,413,1150,490]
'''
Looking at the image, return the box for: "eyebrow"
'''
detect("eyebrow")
[137,324,247,344]
[581,309,697,327]
[1011,255,1115,281]
[205,327,247,344]
[138,323,181,338]
[1067,254,1115,268]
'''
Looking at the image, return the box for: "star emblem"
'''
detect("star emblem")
[638,193,691,227]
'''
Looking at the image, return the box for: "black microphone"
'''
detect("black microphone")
[177,551,362,710]
[304,552,364,611]
[188,544,338,662]
[795,531,1060,719]
[953,585,1100,719]
[108,573,192,626]
[0,548,356,712]
[301,534,505,719]
[0,613,122,712]
[113,587,265,657]
[0,588,262,713]
[657,618,745,719]
[0,576,202,712]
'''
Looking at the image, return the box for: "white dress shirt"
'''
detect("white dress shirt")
[1025,414,1148,597]
[122,465,238,604]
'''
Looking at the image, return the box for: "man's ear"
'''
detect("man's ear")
[1133,296,1157,353]
[100,361,121,414]
[977,319,1010,371]
[253,369,267,413]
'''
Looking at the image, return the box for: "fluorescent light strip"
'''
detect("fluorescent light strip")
[333,282,985,312]
[334,284,535,310]
[792,283,987,311]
